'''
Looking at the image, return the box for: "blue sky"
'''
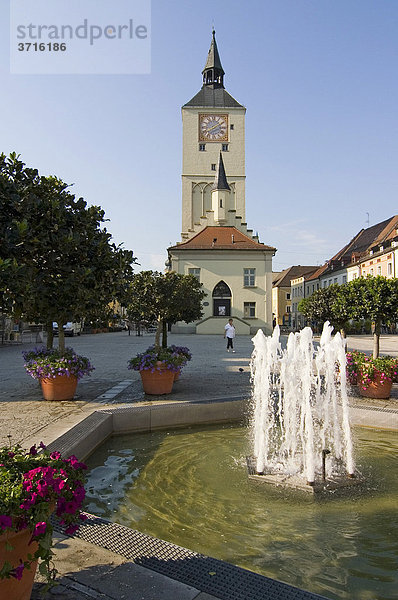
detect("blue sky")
[1,0,397,272]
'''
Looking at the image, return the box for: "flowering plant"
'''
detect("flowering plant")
[128,346,186,373]
[23,347,94,381]
[169,345,192,362]
[346,351,398,387]
[0,440,87,586]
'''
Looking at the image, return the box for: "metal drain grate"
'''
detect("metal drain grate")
[353,404,398,414]
[53,513,329,600]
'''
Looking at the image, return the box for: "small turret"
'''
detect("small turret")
[212,152,231,223]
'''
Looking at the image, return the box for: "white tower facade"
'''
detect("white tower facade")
[181,30,246,240]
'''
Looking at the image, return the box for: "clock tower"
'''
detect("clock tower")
[181,30,246,241]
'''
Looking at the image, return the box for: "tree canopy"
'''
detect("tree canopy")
[299,276,398,358]
[127,270,206,347]
[0,152,136,351]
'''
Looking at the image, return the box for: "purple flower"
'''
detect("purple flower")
[0,515,12,530]
[11,563,25,580]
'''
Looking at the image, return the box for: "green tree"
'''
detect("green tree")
[127,270,206,348]
[299,284,353,338]
[348,276,398,358]
[0,153,136,352]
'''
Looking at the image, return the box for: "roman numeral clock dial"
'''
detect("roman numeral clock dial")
[199,114,228,141]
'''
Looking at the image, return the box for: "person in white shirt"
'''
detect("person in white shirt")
[224,318,236,352]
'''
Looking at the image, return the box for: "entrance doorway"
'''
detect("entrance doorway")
[212,281,232,317]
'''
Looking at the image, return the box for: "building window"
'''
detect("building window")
[286,306,291,313]
[220,198,223,208]
[334,278,338,284]
[199,144,206,151]
[286,293,291,300]
[377,266,381,275]
[323,281,327,288]
[343,275,347,284]
[244,302,256,318]
[370,268,374,276]
[188,268,200,281]
[388,262,392,276]
[306,286,309,295]
[211,163,216,171]
[244,268,256,287]
[230,124,234,130]
[222,143,229,151]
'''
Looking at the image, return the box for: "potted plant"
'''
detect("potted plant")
[128,346,186,395]
[345,350,366,386]
[0,440,87,599]
[23,347,94,401]
[169,345,192,380]
[346,352,398,399]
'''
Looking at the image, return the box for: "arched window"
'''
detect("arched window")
[212,281,231,316]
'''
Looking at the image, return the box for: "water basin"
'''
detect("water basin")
[85,424,398,600]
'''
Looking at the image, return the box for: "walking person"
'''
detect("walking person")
[224,318,236,352]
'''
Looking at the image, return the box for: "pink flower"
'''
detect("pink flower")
[33,521,47,537]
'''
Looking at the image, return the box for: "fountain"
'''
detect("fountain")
[248,322,361,492]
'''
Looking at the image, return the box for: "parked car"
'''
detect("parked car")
[52,322,82,337]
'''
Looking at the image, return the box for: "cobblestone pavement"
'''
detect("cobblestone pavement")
[1,331,396,600]
[1,331,397,447]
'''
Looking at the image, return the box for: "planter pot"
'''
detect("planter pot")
[0,528,39,600]
[174,370,181,382]
[359,372,392,399]
[140,368,174,395]
[40,374,78,401]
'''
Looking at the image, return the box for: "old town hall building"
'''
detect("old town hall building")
[168,31,275,335]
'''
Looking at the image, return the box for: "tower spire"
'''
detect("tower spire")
[202,29,225,88]
[212,152,230,191]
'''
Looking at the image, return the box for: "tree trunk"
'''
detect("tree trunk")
[373,320,381,359]
[46,321,54,349]
[162,320,168,348]
[154,316,162,350]
[340,328,347,352]
[58,325,65,354]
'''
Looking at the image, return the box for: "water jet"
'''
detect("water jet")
[249,322,362,493]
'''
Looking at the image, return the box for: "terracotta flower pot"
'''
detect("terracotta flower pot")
[174,370,181,381]
[0,528,39,600]
[359,372,392,399]
[140,368,174,395]
[40,374,78,401]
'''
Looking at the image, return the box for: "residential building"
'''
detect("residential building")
[272,266,318,327]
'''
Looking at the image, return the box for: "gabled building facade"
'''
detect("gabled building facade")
[288,216,398,330]
[272,266,318,327]
[168,31,275,334]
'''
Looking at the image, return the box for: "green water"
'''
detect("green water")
[85,425,398,600]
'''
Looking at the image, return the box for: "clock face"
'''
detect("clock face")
[199,114,228,142]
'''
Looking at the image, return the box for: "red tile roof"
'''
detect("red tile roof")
[169,227,276,251]
[273,265,318,287]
